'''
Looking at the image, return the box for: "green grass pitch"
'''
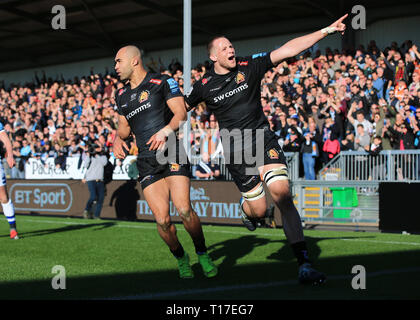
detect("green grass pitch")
[0,215,419,300]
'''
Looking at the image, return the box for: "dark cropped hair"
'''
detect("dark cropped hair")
[207,35,227,56]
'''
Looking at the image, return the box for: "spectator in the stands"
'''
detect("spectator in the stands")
[354,124,371,151]
[195,152,220,180]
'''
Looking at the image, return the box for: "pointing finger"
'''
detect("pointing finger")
[338,13,348,23]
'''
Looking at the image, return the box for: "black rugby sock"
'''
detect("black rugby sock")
[291,241,311,266]
[170,245,185,259]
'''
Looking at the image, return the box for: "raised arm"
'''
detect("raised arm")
[347,102,357,125]
[270,14,347,65]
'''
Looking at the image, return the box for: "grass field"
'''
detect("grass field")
[0,214,419,300]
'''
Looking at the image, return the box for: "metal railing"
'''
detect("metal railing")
[291,180,380,226]
[319,150,420,181]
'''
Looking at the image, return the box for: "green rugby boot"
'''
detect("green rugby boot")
[176,253,194,279]
[197,252,218,278]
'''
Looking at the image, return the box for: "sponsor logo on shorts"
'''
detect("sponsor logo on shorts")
[139,90,149,103]
[242,176,258,186]
[235,71,245,84]
[268,148,279,159]
[170,163,180,172]
[150,78,162,85]
[140,175,153,183]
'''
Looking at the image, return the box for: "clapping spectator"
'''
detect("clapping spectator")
[355,124,371,151]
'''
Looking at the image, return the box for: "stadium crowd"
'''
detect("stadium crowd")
[1,39,420,180]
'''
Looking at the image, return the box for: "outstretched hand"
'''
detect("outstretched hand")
[329,14,348,35]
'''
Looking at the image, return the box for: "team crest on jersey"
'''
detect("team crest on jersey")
[235,72,245,84]
[170,163,180,172]
[268,148,279,160]
[150,78,162,85]
[139,90,150,103]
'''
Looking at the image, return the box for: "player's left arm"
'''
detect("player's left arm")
[147,96,187,151]
[0,130,15,168]
[270,14,348,65]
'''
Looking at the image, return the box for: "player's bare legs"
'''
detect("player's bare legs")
[165,176,204,244]
[261,164,304,244]
[260,163,325,284]
[166,175,217,277]
[142,179,180,251]
[240,186,267,219]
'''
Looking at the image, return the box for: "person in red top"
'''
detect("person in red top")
[323,132,340,159]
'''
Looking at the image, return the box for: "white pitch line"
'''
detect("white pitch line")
[104,266,420,300]
[18,217,285,238]
[340,238,420,246]
[11,217,420,246]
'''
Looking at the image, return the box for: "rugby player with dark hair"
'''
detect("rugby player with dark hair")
[113,45,217,279]
[185,15,348,285]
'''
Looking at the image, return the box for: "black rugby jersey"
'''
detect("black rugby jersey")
[185,52,274,132]
[116,73,183,157]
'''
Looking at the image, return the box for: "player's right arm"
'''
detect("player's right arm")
[113,85,132,162]
[113,115,131,159]
[0,130,15,168]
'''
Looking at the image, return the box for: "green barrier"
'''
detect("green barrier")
[330,187,358,220]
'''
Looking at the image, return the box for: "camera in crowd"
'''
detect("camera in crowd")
[87,142,104,156]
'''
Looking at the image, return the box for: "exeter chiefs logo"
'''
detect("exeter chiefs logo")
[170,163,180,172]
[139,90,149,103]
[268,148,279,160]
[235,72,245,84]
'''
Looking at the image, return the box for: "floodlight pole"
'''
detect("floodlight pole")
[183,0,192,160]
